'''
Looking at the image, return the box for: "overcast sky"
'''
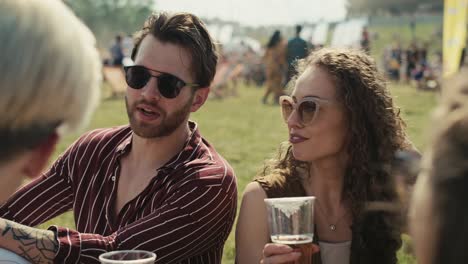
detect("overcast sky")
[155,0,347,26]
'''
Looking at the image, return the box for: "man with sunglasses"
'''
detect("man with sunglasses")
[0,12,237,263]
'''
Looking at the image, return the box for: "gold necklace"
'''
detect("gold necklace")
[316,201,349,231]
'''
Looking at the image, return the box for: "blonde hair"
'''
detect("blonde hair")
[0,0,101,160]
[0,0,101,134]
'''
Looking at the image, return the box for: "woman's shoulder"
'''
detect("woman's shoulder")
[253,174,282,197]
[237,182,271,263]
[243,181,268,199]
[254,173,276,185]
[253,172,305,198]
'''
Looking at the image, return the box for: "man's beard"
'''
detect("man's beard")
[125,96,193,138]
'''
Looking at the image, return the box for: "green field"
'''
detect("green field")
[38,82,438,263]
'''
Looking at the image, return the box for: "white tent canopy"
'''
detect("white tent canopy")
[300,27,314,43]
[206,23,262,54]
[330,17,368,48]
[312,22,329,45]
[222,36,262,54]
[207,24,234,44]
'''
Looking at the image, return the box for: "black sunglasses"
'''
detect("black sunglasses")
[123,65,199,99]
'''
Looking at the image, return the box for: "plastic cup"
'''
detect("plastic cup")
[265,196,316,264]
[99,250,156,264]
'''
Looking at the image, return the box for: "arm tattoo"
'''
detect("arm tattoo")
[1,219,58,264]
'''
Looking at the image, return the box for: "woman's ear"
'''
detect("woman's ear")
[22,132,59,178]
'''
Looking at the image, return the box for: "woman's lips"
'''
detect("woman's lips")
[289,133,308,144]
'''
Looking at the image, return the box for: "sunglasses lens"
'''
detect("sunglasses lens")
[280,99,294,122]
[158,74,184,99]
[299,101,318,124]
[124,66,188,99]
[125,66,149,89]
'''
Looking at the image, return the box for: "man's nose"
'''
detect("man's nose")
[140,76,161,100]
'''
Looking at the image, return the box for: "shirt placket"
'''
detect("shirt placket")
[105,156,122,232]
[122,169,166,225]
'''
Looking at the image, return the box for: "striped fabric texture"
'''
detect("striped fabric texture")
[0,122,238,263]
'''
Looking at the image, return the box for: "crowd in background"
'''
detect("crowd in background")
[102,23,445,102]
[382,39,442,90]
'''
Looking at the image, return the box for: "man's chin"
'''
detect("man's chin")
[132,127,161,138]
[131,123,176,139]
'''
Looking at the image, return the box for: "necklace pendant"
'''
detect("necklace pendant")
[330,224,336,231]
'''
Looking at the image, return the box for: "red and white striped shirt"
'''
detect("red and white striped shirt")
[0,121,237,263]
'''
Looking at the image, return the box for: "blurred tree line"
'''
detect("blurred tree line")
[347,0,443,16]
[64,0,154,49]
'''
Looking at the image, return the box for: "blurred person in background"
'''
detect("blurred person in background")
[110,34,125,66]
[0,0,101,262]
[360,26,370,54]
[405,42,419,83]
[286,25,309,86]
[122,33,135,59]
[237,48,413,264]
[262,30,287,105]
[410,69,468,264]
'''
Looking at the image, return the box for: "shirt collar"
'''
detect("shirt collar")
[114,121,203,170]
[116,131,132,154]
[163,121,202,170]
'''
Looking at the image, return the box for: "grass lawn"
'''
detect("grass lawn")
[37,81,438,263]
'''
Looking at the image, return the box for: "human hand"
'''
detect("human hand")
[260,243,300,264]
[261,242,320,264]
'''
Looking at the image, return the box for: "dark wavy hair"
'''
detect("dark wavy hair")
[257,48,410,263]
[267,30,281,49]
[131,12,218,88]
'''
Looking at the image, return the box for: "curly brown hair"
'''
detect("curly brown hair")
[257,48,410,263]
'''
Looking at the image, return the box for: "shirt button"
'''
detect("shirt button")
[111,176,116,181]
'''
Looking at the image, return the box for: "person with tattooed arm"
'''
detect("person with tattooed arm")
[0,0,101,262]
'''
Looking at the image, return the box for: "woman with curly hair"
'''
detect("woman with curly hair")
[236,48,413,264]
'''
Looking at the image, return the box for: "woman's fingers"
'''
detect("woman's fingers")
[263,243,293,256]
[261,243,301,264]
[261,252,301,264]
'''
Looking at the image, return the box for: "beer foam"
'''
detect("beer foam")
[271,234,313,244]
[271,200,306,218]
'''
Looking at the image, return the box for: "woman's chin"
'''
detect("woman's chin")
[291,149,311,162]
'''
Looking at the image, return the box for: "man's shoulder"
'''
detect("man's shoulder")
[178,150,236,189]
[74,125,131,150]
[169,125,236,189]
[186,153,235,177]
[288,37,307,45]
[288,37,296,43]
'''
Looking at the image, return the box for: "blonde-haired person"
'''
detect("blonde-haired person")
[237,48,412,264]
[410,69,468,264]
[0,0,100,262]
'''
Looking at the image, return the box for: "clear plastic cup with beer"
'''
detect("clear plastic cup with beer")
[99,250,156,264]
[264,196,316,264]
